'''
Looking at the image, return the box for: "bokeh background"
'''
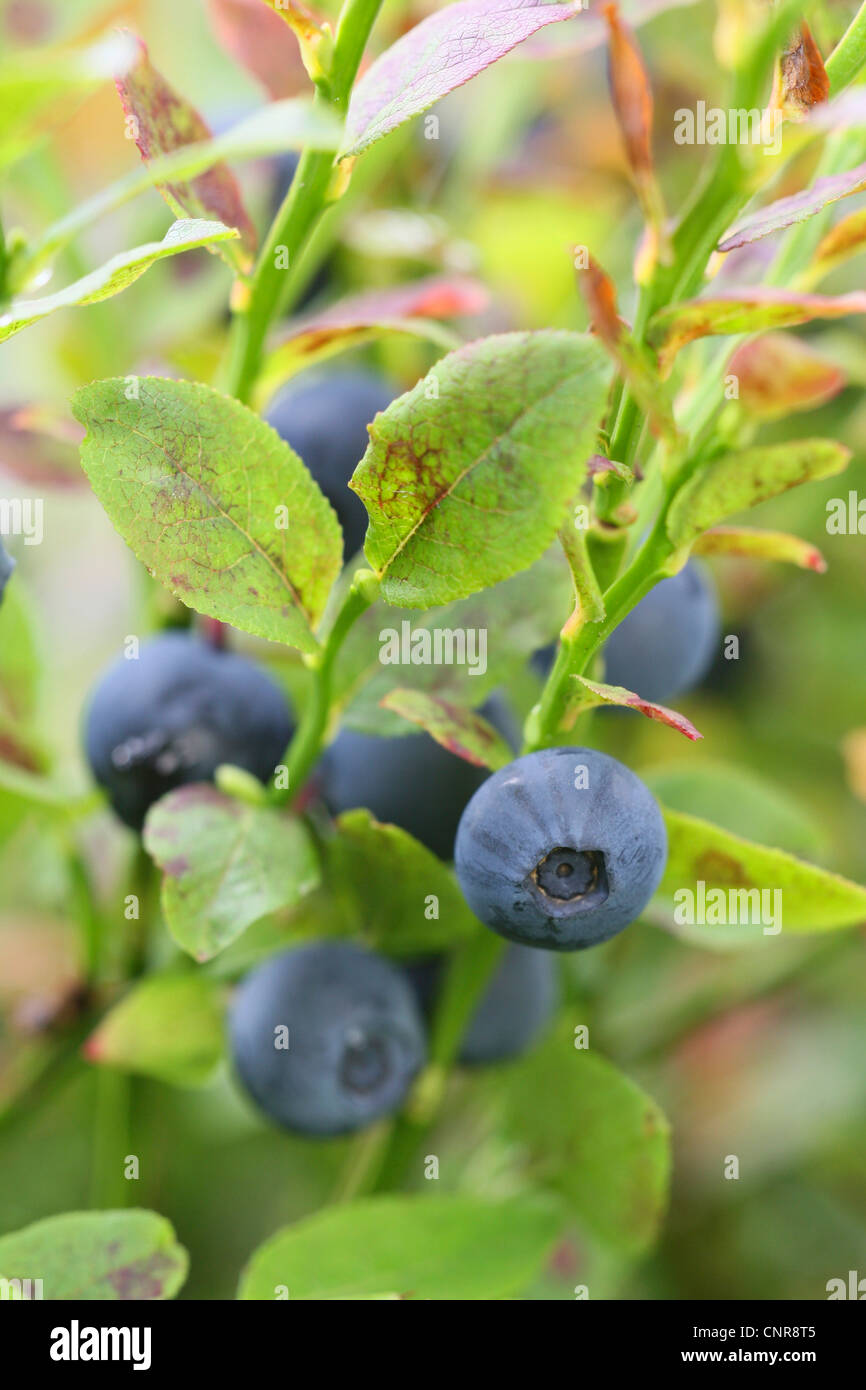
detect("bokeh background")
[0,0,865,1298]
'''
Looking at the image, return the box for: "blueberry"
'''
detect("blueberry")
[0,538,14,603]
[83,631,293,830]
[531,562,719,705]
[603,561,720,704]
[405,943,556,1065]
[454,747,667,951]
[319,728,488,860]
[230,943,427,1136]
[266,370,396,558]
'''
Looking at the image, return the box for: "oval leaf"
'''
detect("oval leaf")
[144,785,320,961]
[0,220,237,344]
[238,1193,561,1299]
[351,331,611,607]
[656,806,866,934]
[84,974,225,1086]
[692,526,826,571]
[72,377,342,651]
[116,34,257,270]
[0,1210,188,1300]
[726,333,845,420]
[648,288,866,377]
[206,0,310,98]
[718,158,866,253]
[573,675,703,741]
[379,689,513,768]
[343,0,582,156]
[666,439,850,550]
[498,1027,671,1254]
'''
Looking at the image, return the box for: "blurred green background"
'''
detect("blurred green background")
[0,0,864,1299]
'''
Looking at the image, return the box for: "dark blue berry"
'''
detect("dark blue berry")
[455,747,667,950]
[230,943,427,1136]
[83,632,292,830]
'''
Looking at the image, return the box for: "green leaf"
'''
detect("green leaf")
[115,34,257,272]
[143,785,320,961]
[328,809,480,954]
[573,675,702,741]
[666,440,850,550]
[498,1027,671,1255]
[237,1193,562,1299]
[350,331,611,607]
[83,974,225,1086]
[72,377,342,652]
[725,334,845,420]
[692,526,827,572]
[379,689,513,769]
[648,288,866,376]
[0,1210,188,1300]
[0,220,238,345]
[334,546,573,735]
[655,806,866,937]
[645,763,823,859]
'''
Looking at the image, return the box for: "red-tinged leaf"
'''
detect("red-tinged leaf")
[692,526,827,572]
[726,332,845,419]
[206,0,309,98]
[602,2,653,178]
[379,688,513,769]
[719,160,866,253]
[257,275,488,402]
[648,288,866,377]
[811,207,866,279]
[343,0,583,157]
[574,674,703,740]
[115,34,257,271]
[0,408,85,489]
[777,22,828,116]
[577,255,677,440]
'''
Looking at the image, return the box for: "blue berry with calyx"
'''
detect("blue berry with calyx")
[454,747,667,951]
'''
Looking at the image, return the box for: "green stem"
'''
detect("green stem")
[825,1,866,93]
[272,570,379,804]
[65,838,104,988]
[223,0,384,403]
[89,1069,131,1209]
[369,931,506,1194]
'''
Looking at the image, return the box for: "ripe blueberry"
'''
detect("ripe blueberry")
[230,943,427,1136]
[266,370,396,558]
[603,561,719,704]
[319,728,489,860]
[405,943,556,1065]
[454,747,667,950]
[83,631,293,830]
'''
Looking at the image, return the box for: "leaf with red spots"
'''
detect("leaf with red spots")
[654,807,866,933]
[350,331,611,608]
[648,288,866,376]
[379,689,513,768]
[573,675,703,741]
[83,973,225,1086]
[342,0,584,156]
[0,1210,188,1299]
[206,0,310,97]
[115,34,257,272]
[71,377,343,653]
[257,275,489,404]
[144,785,320,961]
[692,526,826,572]
[665,439,849,551]
[726,333,845,419]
